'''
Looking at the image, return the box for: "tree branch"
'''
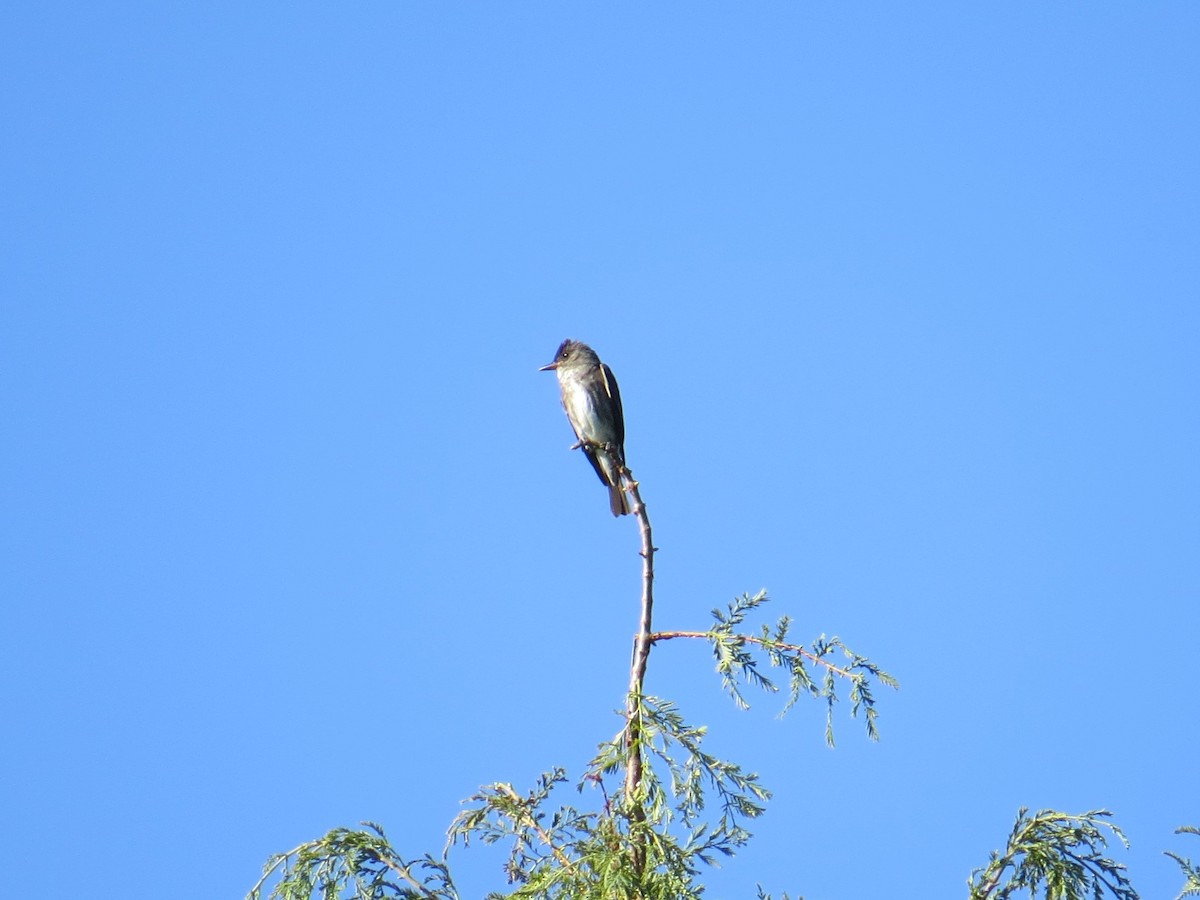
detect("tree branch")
[618,458,655,877]
[649,630,860,681]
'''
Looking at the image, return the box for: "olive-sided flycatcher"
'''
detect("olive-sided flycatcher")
[540,339,630,516]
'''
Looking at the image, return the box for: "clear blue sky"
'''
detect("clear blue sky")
[3,4,1198,898]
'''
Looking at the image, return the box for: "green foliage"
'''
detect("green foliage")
[447,768,694,900]
[443,692,774,898]
[1166,826,1200,900]
[967,808,1137,900]
[599,694,772,862]
[705,590,899,745]
[247,822,456,900]
[447,767,636,900]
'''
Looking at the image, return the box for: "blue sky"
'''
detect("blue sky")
[3,4,1198,898]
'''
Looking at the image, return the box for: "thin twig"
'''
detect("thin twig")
[380,856,442,898]
[247,846,305,899]
[649,630,860,680]
[495,784,581,877]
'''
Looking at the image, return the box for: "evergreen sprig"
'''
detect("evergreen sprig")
[247,822,456,900]
[445,761,716,900]
[655,590,898,746]
[438,685,779,899]
[447,768,593,893]
[620,694,771,860]
[968,808,1137,900]
[1166,826,1200,900]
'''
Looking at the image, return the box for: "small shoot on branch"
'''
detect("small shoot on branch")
[651,590,898,746]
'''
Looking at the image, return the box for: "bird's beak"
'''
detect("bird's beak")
[538,361,558,372]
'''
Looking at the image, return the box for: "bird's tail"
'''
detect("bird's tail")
[609,481,631,517]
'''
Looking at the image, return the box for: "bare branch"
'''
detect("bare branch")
[617,457,656,876]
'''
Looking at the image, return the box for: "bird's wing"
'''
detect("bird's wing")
[581,443,611,487]
[599,363,625,452]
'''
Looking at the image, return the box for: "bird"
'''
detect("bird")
[540,339,631,516]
